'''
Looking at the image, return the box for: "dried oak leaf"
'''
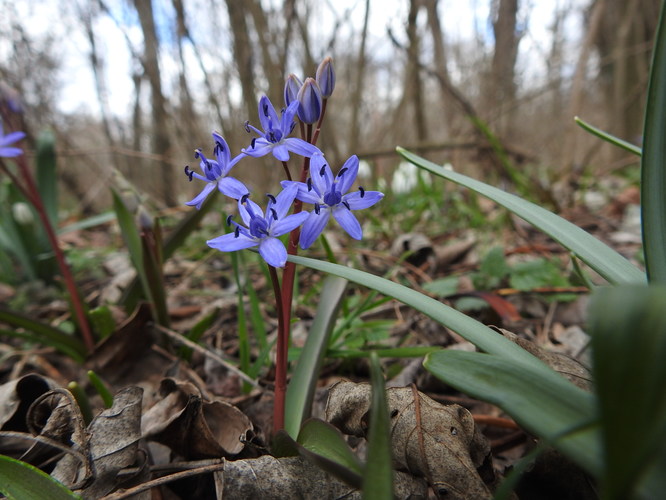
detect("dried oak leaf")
[326,381,493,500]
[141,377,253,459]
[216,455,427,499]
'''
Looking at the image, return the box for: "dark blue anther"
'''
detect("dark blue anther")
[251,138,257,149]
[226,214,234,226]
[320,165,327,176]
[270,208,278,220]
[263,103,269,116]
[184,166,194,181]
[338,167,348,177]
[241,193,250,204]
[343,200,351,210]
[266,193,277,204]
[234,226,241,237]
[244,120,251,133]
[289,122,296,133]
[359,186,365,198]
[314,203,321,215]
[307,178,313,191]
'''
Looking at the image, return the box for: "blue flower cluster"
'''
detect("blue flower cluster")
[184,57,384,268]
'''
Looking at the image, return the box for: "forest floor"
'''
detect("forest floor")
[0,173,643,499]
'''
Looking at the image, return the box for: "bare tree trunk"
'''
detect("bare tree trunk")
[348,0,371,153]
[488,0,521,136]
[405,0,428,143]
[425,0,454,133]
[133,0,175,205]
[225,0,258,123]
[247,0,283,104]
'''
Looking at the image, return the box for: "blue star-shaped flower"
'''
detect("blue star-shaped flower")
[207,184,309,268]
[0,121,26,158]
[282,153,384,249]
[184,132,249,209]
[242,96,321,162]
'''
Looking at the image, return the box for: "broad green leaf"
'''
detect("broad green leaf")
[589,286,666,499]
[0,307,86,362]
[298,418,363,477]
[272,419,363,489]
[285,275,347,438]
[287,255,547,369]
[574,117,642,156]
[0,455,80,500]
[424,350,602,477]
[363,352,393,499]
[397,147,646,285]
[641,3,666,283]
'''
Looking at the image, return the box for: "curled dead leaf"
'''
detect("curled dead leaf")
[141,377,253,459]
[326,381,494,500]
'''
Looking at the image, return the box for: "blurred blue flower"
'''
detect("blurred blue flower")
[184,132,248,209]
[296,77,322,124]
[242,96,320,162]
[207,184,309,267]
[284,74,303,107]
[0,120,26,158]
[282,153,384,249]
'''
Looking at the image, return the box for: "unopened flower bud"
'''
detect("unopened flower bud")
[284,74,303,107]
[315,57,335,98]
[296,77,322,124]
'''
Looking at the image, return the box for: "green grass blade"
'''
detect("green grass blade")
[0,307,86,362]
[424,350,602,477]
[0,455,80,500]
[641,3,666,284]
[362,352,393,499]
[297,418,364,479]
[35,130,58,229]
[287,255,548,369]
[284,275,347,438]
[397,147,645,285]
[589,286,666,499]
[574,117,642,156]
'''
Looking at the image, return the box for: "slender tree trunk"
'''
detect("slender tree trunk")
[133,0,175,205]
[225,0,258,123]
[406,0,428,143]
[348,0,371,153]
[425,0,454,132]
[488,0,520,136]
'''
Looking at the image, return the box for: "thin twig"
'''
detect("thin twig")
[154,324,262,389]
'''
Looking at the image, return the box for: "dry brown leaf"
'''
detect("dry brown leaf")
[325,381,494,499]
[215,455,428,499]
[142,377,253,459]
[494,327,593,391]
[0,373,57,431]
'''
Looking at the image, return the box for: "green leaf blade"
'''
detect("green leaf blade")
[641,2,666,284]
[397,147,645,285]
[0,455,80,500]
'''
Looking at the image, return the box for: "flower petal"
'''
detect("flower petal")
[239,197,264,226]
[299,209,331,249]
[343,190,384,210]
[207,233,258,252]
[242,138,273,158]
[0,146,24,158]
[281,100,300,131]
[272,144,291,162]
[185,183,216,209]
[309,153,332,195]
[337,155,359,194]
[212,132,231,167]
[333,206,362,240]
[0,130,26,147]
[218,177,249,199]
[271,211,309,236]
[274,183,299,218]
[258,96,280,132]
[284,138,321,159]
[258,237,288,267]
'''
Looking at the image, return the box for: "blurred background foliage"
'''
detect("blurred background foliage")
[0,0,658,214]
